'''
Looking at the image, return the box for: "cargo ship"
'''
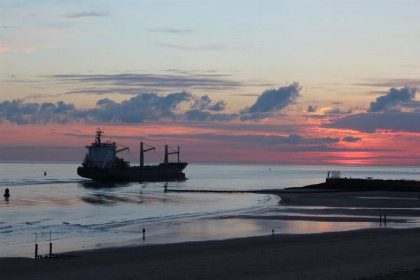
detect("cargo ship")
[77,129,188,182]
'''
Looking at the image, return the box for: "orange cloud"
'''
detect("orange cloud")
[0,47,12,52]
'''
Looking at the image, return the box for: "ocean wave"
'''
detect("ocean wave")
[73,195,278,233]
[0,178,82,187]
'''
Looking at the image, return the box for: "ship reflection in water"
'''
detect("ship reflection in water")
[78,181,131,189]
[77,129,187,182]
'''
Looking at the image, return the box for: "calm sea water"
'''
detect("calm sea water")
[1,162,419,257]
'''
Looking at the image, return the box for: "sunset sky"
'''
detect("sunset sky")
[1,0,419,165]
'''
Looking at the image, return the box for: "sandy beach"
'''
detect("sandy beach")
[1,190,420,280]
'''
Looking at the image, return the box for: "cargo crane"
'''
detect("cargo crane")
[164,145,181,165]
[140,142,155,167]
[116,145,129,154]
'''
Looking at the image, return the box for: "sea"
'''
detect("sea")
[1,162,419,257]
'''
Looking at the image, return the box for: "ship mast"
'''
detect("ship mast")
[140,142,155,167]
[95,129,103,144]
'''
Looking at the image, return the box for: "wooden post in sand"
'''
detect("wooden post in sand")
[34,233,38,259]
[49,231,52,258]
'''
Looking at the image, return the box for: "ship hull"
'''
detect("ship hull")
[77,162,188,182]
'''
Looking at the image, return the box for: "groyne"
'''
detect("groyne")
[301,178,420,192]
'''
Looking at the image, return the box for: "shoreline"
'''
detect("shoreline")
[2,189,420,279]
[1,228,420,280]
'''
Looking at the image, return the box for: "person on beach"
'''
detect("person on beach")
[4,187,10,197]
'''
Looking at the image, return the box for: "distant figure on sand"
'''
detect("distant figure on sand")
[4,187,10,198]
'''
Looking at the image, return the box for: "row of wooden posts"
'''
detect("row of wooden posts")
[34,229,147,258]
[34,232,53,259]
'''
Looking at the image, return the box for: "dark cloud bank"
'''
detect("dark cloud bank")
[1,83,418,134]
[152,133,362,152]
[0,83,301,124]
[325,111,420,133]
[240,83,301,121]
[46,73,242,92]
[325,86,420,133]
[368,86,418,112]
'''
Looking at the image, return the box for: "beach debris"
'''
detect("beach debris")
[37,254,78,260]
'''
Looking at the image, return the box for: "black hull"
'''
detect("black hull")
[77,162,188,182]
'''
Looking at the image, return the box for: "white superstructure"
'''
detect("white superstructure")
[82,129,129,169]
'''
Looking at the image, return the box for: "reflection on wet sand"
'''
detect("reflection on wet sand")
[274,190,420,230]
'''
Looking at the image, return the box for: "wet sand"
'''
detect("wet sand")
[1,190,420,280]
